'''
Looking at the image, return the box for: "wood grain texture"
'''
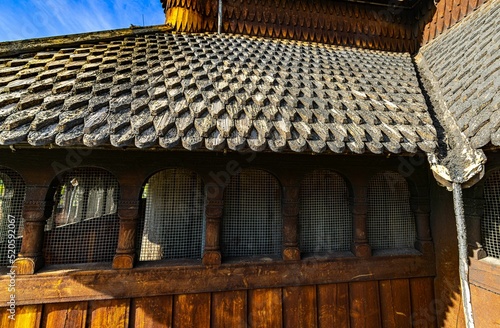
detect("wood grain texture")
[211,290,247,328]
[283,285,317,328]
[349,281,381,328]
[41,302,87,328]
[0,254,435,306]
[131,296,173,328]
[410,277,437,328]
[88,299,130,328]
[317,283,350,328]
[0,305,42,328]
[173,293,210,328]
[379,279,411,328]
[470,284,500,328]
[248,288,283,328]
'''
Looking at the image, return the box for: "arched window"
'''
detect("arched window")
[299,170,351,253]
[0,168,25,267]
[482,170,500,259]
[137,169,204,261]
[43,168,120,265]
[222,169,282,258]
[367,171,416,250]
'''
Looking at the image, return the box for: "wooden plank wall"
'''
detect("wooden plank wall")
[0,278,436,328]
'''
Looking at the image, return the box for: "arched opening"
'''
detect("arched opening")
[221,169,282,258]
[137,168,205,261]
[43,167,120,265]
[299,170,352,254]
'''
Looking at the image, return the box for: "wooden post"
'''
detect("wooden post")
[14,186,48,275]
[202,185,223,266]
[282,182,300,261]
[113,199,140,269]
[463,195,486,260]
[412,196,434,255]
[351,184,371,258]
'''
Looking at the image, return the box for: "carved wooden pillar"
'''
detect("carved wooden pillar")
[411,196,434,255]
[202,185,223,266]
[351,185,371,258]
[113,199,140,269]
[14,185,49,275]
[463,195,486,260]
[282,183,300,261]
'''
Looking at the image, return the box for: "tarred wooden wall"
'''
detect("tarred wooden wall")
[0,279,436,328]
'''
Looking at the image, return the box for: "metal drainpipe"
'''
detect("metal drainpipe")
[218,0,223,34]
[452,182,475,328]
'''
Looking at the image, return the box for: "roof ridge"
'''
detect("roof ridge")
[415,54,485,188]
[0,25,174,58]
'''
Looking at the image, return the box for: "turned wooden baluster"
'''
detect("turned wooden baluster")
[202,184,223,266]
[412,196,435,256]
[351,183,371,258]
[14,185,49,274]
[113,197,140,269]
[282,180,300,261]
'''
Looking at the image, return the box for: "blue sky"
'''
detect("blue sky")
[0,0,165,42]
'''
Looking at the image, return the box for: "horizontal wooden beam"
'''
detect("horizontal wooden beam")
[0,253,435,306]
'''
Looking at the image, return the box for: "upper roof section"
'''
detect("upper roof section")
[417,0,499,150]
[161,0,424,52]
[0,31,436,154]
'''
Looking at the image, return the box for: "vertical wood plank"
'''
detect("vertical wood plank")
[0,304,42,328]
[173,293,210,328]
[410,277,437,328]
[379,279,411,328]
[349,281,381,328]
[131,296,173,328]
[283,285,317,328]
[211,290,247,328]
[248,288,282,328]
[317,283,349,328]
[41,302,87,328]
[89,299,130,328]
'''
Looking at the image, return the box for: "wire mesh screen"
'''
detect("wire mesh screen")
[222,169,282,257]
[43,168,120,265]
[367,171,416,250]
[0,168,25,267]
[137,169,205,261]
[482,170,500,259]
[299,170,352,253]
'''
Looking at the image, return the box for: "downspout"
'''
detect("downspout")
[416,55,486,328]
[452,183,475,328]
[217,0,223,34]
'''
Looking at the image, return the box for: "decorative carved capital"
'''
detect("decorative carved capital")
[22,200,46,222]
[206,205,223,219]
[117,201,140,221]
[411,197,431,214]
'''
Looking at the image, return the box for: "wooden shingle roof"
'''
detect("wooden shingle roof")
[0,31,437,154]
[418,0,500,150]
